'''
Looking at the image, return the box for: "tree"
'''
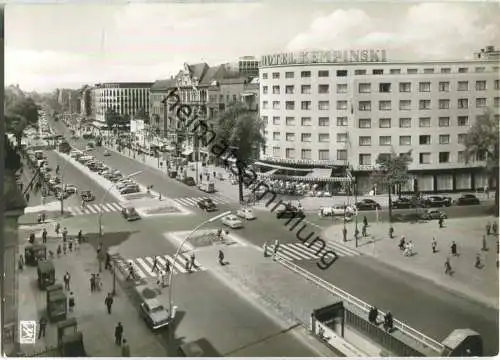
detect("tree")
[370,150,413,223]
[211,103,266,203]
[105,108,122,128]
[464,108,499,215]
[135,108,149,122]
[4,89,40,146]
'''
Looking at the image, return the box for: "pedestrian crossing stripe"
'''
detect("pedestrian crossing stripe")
[67,202,122,215]
[267,240,360,261]
[171,195,233,207]
[114,253,205,280]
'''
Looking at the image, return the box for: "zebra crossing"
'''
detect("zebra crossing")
[113,253,205,280]
[171,195,233,208]
[67,202,122,216]
[266,240,361,261]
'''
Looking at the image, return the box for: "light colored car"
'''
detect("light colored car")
[236,208,256,220]
[64,184,78,194]
[221,214,243,229]
[139,298,170,330]
[103,150,111,156]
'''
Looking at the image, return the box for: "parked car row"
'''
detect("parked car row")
[69,149,141,195]
[391,194,481,209]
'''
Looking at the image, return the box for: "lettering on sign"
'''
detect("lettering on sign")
[19,321,36,344]
[261,49,388,66]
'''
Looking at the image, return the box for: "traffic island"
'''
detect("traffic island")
[164,229,249,250]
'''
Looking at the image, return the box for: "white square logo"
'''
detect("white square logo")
[19,321,36,344]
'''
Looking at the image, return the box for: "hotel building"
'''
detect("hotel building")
[90,82,153,126]
[258,46,500,194]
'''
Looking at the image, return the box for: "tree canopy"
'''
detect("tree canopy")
[5,87,40,141]
[211,103,265,164]
[464,108,499,213]
[370,150,413,222]
[105,108,129,128]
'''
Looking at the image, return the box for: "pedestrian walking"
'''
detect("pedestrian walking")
[383,312,393,332]
[42,228,47,244]
[444,257,453,275]
[342,227,347,242]
[438,217,444,229]
[38,214,42,224]
[63,271,71,291]
[190,253,196,270]
[475,253,482,268]
[77,230,83,244]
[199,174,202,182]
[62,242,67,255]
[218,249,225,265]
[126,262,136,280]
[41,212,46,223]
[273,239,280,259]
[55,222,60,235]
[164,258,171,274]
[263,241,268,257]
[151,256,159,273]
[493,221,498,235]
[482,235,488,251]
[29,233,35,244]
[57,244,62,257]
[368,307,378,324]
[38,315,47,339]
[431,238,437,253]
[114,322,123,345]
[18,255,24,271]
[26,193,30,203]
[398,237,406,251]
[486,222,492,236]
[105,293,114,314]
[105,253,111,270]
[95,274,102,291]
[185,258,191,272]
[389,225,394,239]
[68,239,73,252]
[451,241,458,256]
[68,292,75,312]
[121,339,130,356]
[362,224,368,237]
[74,240,79,253]
[90,274,96,292]
[363,216,368,228]
[62,227,68,242]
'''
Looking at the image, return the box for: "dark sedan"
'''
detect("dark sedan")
[391,197,414,209]
[423,196,452,207]
[276,204,305,219]
[197,198,217,211]
[456,194,480,206]
[80,190,95,202]
[355,199,382,211]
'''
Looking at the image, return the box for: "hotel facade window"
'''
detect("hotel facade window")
[400,135,411,145]
[359,83,371,93]
[286,133,295,141]
[286,116,295,126]
[301,133,312,142]
[337,101,348,110]
[319,84,330,94]
[439,117,450,127]
[379,136,391,146]
[285,85,294,94]
[359,101,371,111]
[301,149,311,160]
[286,148,295,159]
[336,84,347,93]
[458,81,468,91]
[273,116,280,125]
[285,101,295,110]
[359,154,371,165]
[301,117,312,126]
[337,117,348,126]
[318,101,329,110]
[359,118,371,128]
[399,117,411,128]
[285,71,294,79]
[439,82,450,92]
[301,85,311,94]
[359,136,371,146]
[318,133,330,142]
[337,133,348,143]
[419,82,431,92]
[399,82,411,92]
[439,99,450,109]
[318,117,329,126]
[318,150,330,160]
[379,118,391,128]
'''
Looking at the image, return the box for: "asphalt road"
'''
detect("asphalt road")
[299,256,499,356]
[50,118,499,355]
[87,221,322,356]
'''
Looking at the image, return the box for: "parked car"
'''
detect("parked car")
[197,198,217,211]
[236,208,256,220]
[184,177,196,186]
[103,150,111,156]
[318,205,355,217]
[355,199,382,211]
[120,185,140,194]
[423,196,452,208]
[456,194,480,206]
[276,204,304,219]
[80,190,95,202]
[121,206,141,221]
[424,209,448,220]
[391,197,414,209]
[139,298,170,330]
[221,214,243,229]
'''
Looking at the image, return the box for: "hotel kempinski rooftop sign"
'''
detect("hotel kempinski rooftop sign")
[261,49,388,66]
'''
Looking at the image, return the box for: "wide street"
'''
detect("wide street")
[46,117,499,355]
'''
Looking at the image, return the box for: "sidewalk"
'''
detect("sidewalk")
[322,216,499,309]
[17,223,166,356]
[193,245,394,357]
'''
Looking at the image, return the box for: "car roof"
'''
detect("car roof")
[144,298,163,307]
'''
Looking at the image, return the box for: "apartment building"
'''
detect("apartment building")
[259,47,500,193]
[90,82,153,124]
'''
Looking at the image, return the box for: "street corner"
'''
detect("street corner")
[163,229,250,252]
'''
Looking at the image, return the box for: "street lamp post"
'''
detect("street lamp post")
[58,153,73,215]
[96,170,143,294]
[167,211,231,348]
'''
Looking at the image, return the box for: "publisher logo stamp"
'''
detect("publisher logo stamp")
[19,321,36,344]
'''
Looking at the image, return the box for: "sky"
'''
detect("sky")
[5,0,500,92]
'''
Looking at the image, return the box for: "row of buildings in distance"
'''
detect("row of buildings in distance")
[56,47,500,194]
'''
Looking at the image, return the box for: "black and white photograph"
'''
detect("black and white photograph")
[2,0,499,357]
